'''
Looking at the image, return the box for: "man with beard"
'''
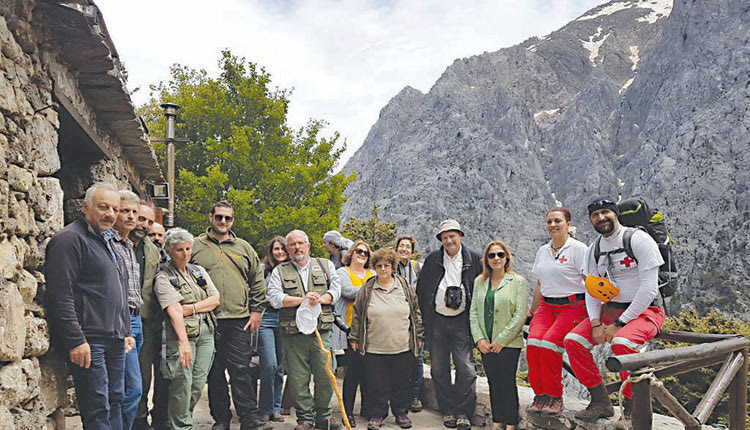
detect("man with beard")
[134,203,168,430]
[266,230,343,430]
[191,200,269,430]
[46,183,132,429]
[563,198,665,421]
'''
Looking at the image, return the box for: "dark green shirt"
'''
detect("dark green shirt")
[484,284,495,339]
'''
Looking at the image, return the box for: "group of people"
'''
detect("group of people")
[45,182,666,430]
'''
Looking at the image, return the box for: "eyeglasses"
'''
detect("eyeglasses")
[487,251,506,260]
[213,214,234,222]
[587,199,616,214]
[375,263,391,270]
[354,249,369,257]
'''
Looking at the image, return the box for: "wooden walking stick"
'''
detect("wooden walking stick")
[314,328,352,430]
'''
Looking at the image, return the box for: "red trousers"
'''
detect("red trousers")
[563,305,664,398]
[526,300,587,397]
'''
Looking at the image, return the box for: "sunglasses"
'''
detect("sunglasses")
[587,199,616,214]
[354,249,369,257]
[487,251,506,260]
[213,214,234,222]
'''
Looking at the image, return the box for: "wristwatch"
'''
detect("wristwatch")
[614,318,627,327]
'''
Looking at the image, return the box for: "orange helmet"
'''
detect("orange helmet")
[585,274,620,302]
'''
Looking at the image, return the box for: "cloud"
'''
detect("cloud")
[97,0,603,165]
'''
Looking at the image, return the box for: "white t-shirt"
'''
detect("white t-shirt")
[531,237,587,297]
[585,226,664,321]
[435,247,466,316]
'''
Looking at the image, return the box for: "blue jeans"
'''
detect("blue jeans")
[68,337,126,430]
[258,310,284,416]
[123,314,143,430]
[410,343,424,400]
[429,312,477,417]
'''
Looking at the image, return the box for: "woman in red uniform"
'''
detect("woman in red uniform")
[526,207,588,416]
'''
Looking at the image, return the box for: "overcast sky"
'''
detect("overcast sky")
[97,0,603,166]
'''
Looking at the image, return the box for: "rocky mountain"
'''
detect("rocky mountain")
[341,0,749,317]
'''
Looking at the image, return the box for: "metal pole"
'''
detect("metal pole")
[160,103,180,227]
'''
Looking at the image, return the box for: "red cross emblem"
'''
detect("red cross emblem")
[620,256,636,268]
[558,255,568,264]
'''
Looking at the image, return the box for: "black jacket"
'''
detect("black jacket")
[416,245,483,343]
[45,218,131,351]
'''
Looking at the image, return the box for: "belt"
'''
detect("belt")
[543,293,585,305]
[129,307,140,316]
[606,300,661,310]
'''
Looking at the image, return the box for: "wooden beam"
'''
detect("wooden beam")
[53,87,115,161]
[728,349,747,430]
[657,330,740,344]
[607,336,750,372]
[693,352,745,424]
[651,381,701,429]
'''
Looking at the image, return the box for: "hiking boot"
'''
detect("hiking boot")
[211,422,231,430]
[343,411,355,427]
[314,418,344,430]
[542,396,563,416]
[241,417,273,430]
[574,383,614,421]
[367,417,383,430]
[409,398,423,413]
[295,423,314,430]
[456,414,471,430]
[396,414,413,429]
[526,395,548,415]
[443,414,457,428]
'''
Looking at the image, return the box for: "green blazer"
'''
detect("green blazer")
[469,273,527,348]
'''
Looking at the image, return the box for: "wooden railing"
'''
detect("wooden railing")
[603,330,750,430]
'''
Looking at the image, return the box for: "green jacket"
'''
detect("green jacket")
[139,238,162,320]
[191,229,267,319]
[469,273,527,348]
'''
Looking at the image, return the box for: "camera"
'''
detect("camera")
[333,312,350,334]
[445,286,463,309]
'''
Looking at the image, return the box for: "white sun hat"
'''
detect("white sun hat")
[296,298,321,335]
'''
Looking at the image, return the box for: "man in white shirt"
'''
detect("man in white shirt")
[267,230,343,430]
[563,198,665,421]
[416,220,482,430]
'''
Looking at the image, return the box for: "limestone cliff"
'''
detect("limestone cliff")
[342,0,749,316]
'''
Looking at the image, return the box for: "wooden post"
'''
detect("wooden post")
[651,381,701,429]
[631,371,653,430]
[694,352,745,424]
[728,349,747,430]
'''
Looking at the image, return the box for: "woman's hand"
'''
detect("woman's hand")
[477,339,491,354]
[178,340,193,368]
[489,341,503,353]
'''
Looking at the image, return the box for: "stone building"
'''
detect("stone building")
[0,0,163,428]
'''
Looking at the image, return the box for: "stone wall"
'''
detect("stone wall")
[0,1,162,428]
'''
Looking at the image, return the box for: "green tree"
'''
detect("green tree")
[653,309,750,428]
[342,204,398,250]
[139,50,355,255]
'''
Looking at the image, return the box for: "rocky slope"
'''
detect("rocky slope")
[342,0,749,316]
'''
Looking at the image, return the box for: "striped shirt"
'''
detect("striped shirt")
[112,232,143,311]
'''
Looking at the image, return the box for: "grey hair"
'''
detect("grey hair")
[83,183,118,205]
[163,228,194,252]
[286,229,309,244]
[118,190,140,204]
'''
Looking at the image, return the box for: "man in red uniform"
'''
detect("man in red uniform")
[563,198,665,421]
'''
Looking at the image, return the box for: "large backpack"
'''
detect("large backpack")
[593,197,678,298]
